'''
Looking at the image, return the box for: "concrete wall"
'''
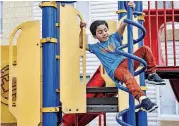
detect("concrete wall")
[2,1,33,45]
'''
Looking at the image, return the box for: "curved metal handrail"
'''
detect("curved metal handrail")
[116,2,147,126]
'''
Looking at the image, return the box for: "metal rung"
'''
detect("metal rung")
[141,86,148,91]
[56,23,59,27]
[56,55,60,60]
[39,2,57,8]
[41,107,59,112]
[40,37,57,44]
[116,10,127,14]
[56,89,60,93]
[87,97,118,105]
[86,87,118,93]
[87,105,118,112]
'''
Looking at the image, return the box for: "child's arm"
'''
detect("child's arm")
[79,22,89,51]
[117,21,127,37]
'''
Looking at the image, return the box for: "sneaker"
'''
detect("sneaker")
[146,73,166,85]
[140,96,158,112]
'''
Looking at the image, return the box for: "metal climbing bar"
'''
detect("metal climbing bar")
[155,1,159,65]
[56,2,62,125]
[41,1,58,126]
[116,3,129,124]
[148,1,151,48]
[117,1,127,19]
[116,51,147,76]
[116,105,141,126]
[127,2,135,125]
[171,1,176,66]
[135,1,148,126]
[116,2,147,126]
[163,1,168,66]
[117,20,146,49]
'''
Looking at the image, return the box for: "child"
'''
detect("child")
[80,1,165,112]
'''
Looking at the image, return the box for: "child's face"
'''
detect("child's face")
[95,24,109,42]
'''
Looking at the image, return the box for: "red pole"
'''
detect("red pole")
[163,1,168,66]
[155,1,159,65]
[172,1,176,66]
[99,114,102,126]
[75,115,78,126]
[103,113,106,126]
[148,1,151,48]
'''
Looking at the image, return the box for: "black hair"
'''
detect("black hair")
[90,20,108,36]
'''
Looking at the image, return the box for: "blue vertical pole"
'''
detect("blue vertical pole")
[136,1,148,126]
[118,1,126,20]
[42,2,58,126]
[118,1,130,123]
[56,2,62,125]
[127,2,136,126]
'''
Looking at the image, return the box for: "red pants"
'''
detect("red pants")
[114,45,156,100]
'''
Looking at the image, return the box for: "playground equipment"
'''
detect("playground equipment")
[1,1,179,126]
[143,1,179,103]
[1,21,41,126]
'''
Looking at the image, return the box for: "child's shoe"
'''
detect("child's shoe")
[146,73,166,85]
[140,96,158,112]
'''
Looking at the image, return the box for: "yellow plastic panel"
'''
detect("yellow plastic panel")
[9,21,41,126]
[1,103,16,124]
[107,20,117,35]
[60,5,86,114]
[1,46,17,124]
[100,64,115,87]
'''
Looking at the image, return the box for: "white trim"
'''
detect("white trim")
[158,115,179,121]
[156,85,161,126]
[156,86,160,116]
[176,100,179,115]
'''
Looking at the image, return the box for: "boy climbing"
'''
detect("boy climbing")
[80,1,165,112]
